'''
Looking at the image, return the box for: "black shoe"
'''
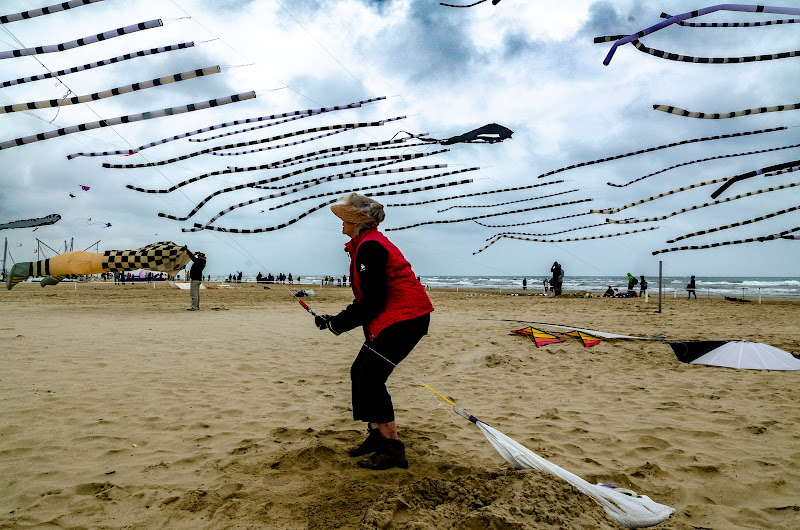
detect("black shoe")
[357,439,408,470]
[349,426,384,457]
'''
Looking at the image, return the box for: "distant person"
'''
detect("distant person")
[550,262,563,296]
[522,277,527,290]
[603,285,614,297]
[314,193,432,470]
[639,275,648,297]
[687,275,697,300]
[185,249,206,311]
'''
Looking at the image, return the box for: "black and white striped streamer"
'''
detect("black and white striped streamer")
[386,198,593,231]
[1,66,220,114]
[191,166,454,226]
[210,128,351,157]
[483,223,613,241]
[660,11,800,27]
[630,38,800,64]
[473,227,659,255]
[1,0,105,24]
[653,102,800,119]
[607,181,800,225]
[666,205,800,243]
[184,179,475,234]
[251,143,427,175]
[0,91,256,151]
[653,226,800,255]
[2,42,194,88]
[592,176,735,215]
[386,180,563,208]
[440,0,499,7]
[102,117,404,168]
[535,127,784,180]
[0,19,163,59]
[70,103,394,159]
[712,159,800,198]
[190,97,384,142]
[436,189,577,213]
[474,211,593,228]
[155,152,447,221]
[608,142,800,187]
[125,136,429,194]
[269,168,478,211]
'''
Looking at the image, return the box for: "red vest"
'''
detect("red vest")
[346,228,433,340]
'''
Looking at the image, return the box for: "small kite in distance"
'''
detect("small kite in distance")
[80,185,90,191]
[440,0,501,7]
[420,123,513,145]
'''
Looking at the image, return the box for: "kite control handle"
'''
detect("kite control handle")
[298,299,317,317]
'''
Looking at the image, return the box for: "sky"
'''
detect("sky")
[1,0,798,280]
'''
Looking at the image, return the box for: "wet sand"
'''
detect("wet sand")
[1,281,798,528]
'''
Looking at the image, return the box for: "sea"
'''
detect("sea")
[289,275,800,299]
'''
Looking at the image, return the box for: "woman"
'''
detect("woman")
[315,193,433,470]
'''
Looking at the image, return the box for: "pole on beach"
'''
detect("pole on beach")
[657,261,662,313]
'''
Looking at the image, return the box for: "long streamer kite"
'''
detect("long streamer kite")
[666,205,800,243]
[1,0,105,24]
[711,158,800,198]
[534,127,784,180]
[154,152,448,222]
[653,102,800,119]
[386,198,593,231]
[659,11,800,27]
[0,66,221,114]
[474,211,593,229]
[602,5,800,65]
[101,118,404,168]
[191,166,463,227]
[436,189,578,213]
[0,91,256,151]
[607,180,800,224]
[653,226,800,255]
[68,99,383,159]
[625,38,799,64]
[440,0,501,7]
[592,176,736,215]
[185,180,474,234]
[608,142,800,187]
[484,223,613,240]
[473,227,659,255]
[125,136,428,194]
[0,19,163,59]
[1,42,194,88]
[386,180,564,208]
[0,214,61,231]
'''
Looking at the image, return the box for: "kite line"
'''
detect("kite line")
[607,180,800,224]
[607,142,800,187]
[184,180,475,234]
[1,42,194,88]
[666,205,800,243]
[386,180,564,208]
[101,118,405,167]
[653,226,800,255]
[0,0,105,24]
[0,91,256,151]
[473,227,659,255]
[602,5,800,65]
[0,19,164,59]
[0,66,221,114]
[534,127,784,179]
[653,102,800,119]
[386,198,593,231]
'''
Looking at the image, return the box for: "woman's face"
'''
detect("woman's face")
[342,220,361,238]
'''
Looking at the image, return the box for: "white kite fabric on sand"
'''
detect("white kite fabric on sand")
[0,0,105,24]
[670,341,800,370]
[0,91,256,150]
[0,19,163,59]
[0,66,221,114]
[1,42,195,88]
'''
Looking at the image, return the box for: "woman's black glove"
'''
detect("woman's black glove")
[315,315,340,335]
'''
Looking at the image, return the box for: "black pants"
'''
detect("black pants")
[350,314,430,424]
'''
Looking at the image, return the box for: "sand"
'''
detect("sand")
[1,281,798,529]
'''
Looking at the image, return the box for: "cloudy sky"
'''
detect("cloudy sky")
[1,0,798,279]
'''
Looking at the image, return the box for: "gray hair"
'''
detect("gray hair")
[332,193,385,226]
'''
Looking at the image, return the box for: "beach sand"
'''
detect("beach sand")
[1,281,798,529]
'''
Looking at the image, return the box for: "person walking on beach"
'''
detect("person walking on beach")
[314,193,433,470]
[185,249,206,311]
[522,277,527,290]
[639,275,648,297]
[550,262,563,296]
[687,275,697,300]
